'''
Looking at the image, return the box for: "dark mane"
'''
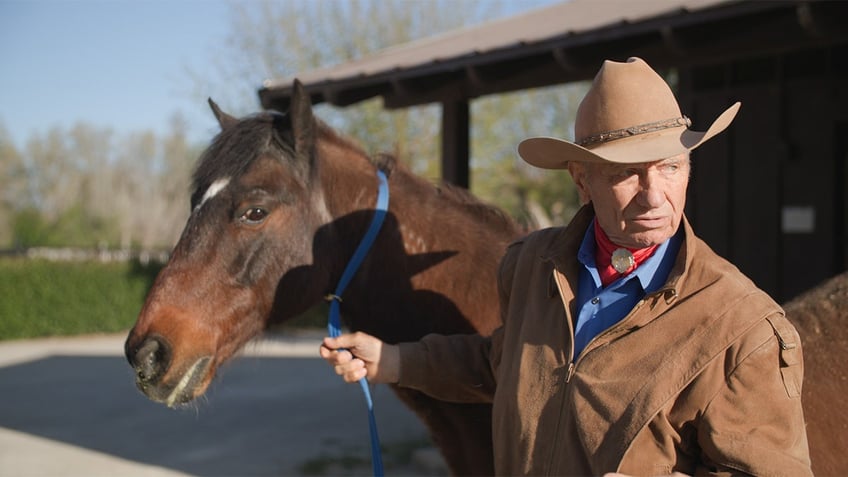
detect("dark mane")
[193,113,367,195]
[191,114,280,206]
[192,112,517,233]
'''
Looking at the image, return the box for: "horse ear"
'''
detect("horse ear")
[289,79,316,157]
[208,98,238,130]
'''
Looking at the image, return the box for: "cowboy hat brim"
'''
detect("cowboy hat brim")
[518,102,741,168]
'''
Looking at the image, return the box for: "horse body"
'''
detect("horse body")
[125,81,519,474]
[782,272,848,476]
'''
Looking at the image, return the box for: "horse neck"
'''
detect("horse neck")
[317,143,516,340]
[315,138,388,276]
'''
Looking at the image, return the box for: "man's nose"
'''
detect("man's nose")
[638,173,665,208]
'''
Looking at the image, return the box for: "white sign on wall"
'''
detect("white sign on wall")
[781,206,816,234]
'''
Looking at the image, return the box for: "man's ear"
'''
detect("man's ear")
[567,162,592,205]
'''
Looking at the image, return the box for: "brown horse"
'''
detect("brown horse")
[124,80,519,475]
[782,271,848,476]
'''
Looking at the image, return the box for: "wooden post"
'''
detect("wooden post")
[441,100,470,188]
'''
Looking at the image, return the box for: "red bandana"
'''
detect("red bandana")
[594,219,659,287]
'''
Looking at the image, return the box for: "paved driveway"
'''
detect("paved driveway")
[0,332,445,476]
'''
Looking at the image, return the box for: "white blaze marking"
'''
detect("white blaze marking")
[195,177,230,211]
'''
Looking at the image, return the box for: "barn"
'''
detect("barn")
[258,0,848,303]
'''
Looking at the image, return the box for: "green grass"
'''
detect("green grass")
[0,258,162,340]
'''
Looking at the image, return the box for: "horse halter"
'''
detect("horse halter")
[325,168,390,477]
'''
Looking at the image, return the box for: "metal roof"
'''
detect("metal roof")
[260,0,725,85]
[258,0,848,111]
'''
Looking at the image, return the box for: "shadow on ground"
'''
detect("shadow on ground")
[0,353,442,476]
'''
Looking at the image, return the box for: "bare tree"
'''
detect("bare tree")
[185,0,583,226]
[472,82,589,229]
[154,113,198,247]
[0,117,196,250]
[188,0,509,177]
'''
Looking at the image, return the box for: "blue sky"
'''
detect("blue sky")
[0,0,558,150]
[0,0,235,148]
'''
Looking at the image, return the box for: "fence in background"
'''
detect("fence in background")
[0,247,170,265]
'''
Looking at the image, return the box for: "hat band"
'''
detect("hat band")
[577,116,692,147]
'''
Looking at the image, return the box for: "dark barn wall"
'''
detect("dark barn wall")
[683,45,848,303]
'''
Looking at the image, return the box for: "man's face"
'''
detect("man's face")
[568,153,690,249]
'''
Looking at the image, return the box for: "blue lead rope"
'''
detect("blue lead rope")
[326,169,389,477]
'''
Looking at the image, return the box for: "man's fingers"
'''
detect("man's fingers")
[320,332,388,383]
[333,358,367,383]
[322,334,361,351]
[321,347,353,364]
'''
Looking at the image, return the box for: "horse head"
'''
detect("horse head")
[124,81,336,406]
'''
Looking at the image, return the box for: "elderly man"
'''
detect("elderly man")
[320,57,812,476]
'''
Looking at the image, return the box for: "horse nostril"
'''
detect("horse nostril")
[130,337,171,384]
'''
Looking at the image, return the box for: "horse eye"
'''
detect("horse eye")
[240,207,268,224]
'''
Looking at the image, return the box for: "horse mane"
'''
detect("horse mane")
[371,151,518,233]
[194,113,365,190]
[191,114,281,204]
[433,176,518,230]
[280,116,517,233]
[192,112,518,233]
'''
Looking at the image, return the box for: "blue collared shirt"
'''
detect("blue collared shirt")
[572,221,682,361]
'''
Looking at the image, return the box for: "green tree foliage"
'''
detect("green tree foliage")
[8,208,48,247]
[10,205,116,248]
[0,123,25,245]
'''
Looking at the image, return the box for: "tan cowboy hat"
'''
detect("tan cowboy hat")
[518,57,741,167]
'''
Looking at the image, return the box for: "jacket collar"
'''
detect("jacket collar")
[541,204,594,270]
[541,203,697,304]
[661,214,698,302]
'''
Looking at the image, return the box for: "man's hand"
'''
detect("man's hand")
[319,332,400,384]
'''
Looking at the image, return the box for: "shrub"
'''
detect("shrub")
[0,258,161,340]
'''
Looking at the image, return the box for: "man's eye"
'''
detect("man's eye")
[659,164,680,175]
[240,207,268,224]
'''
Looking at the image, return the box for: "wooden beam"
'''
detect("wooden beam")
[441,100,470,188]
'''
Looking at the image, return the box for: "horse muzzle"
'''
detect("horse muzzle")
[125,335,213,407]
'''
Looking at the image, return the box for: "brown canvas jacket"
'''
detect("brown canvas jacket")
[398,205,812,476]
